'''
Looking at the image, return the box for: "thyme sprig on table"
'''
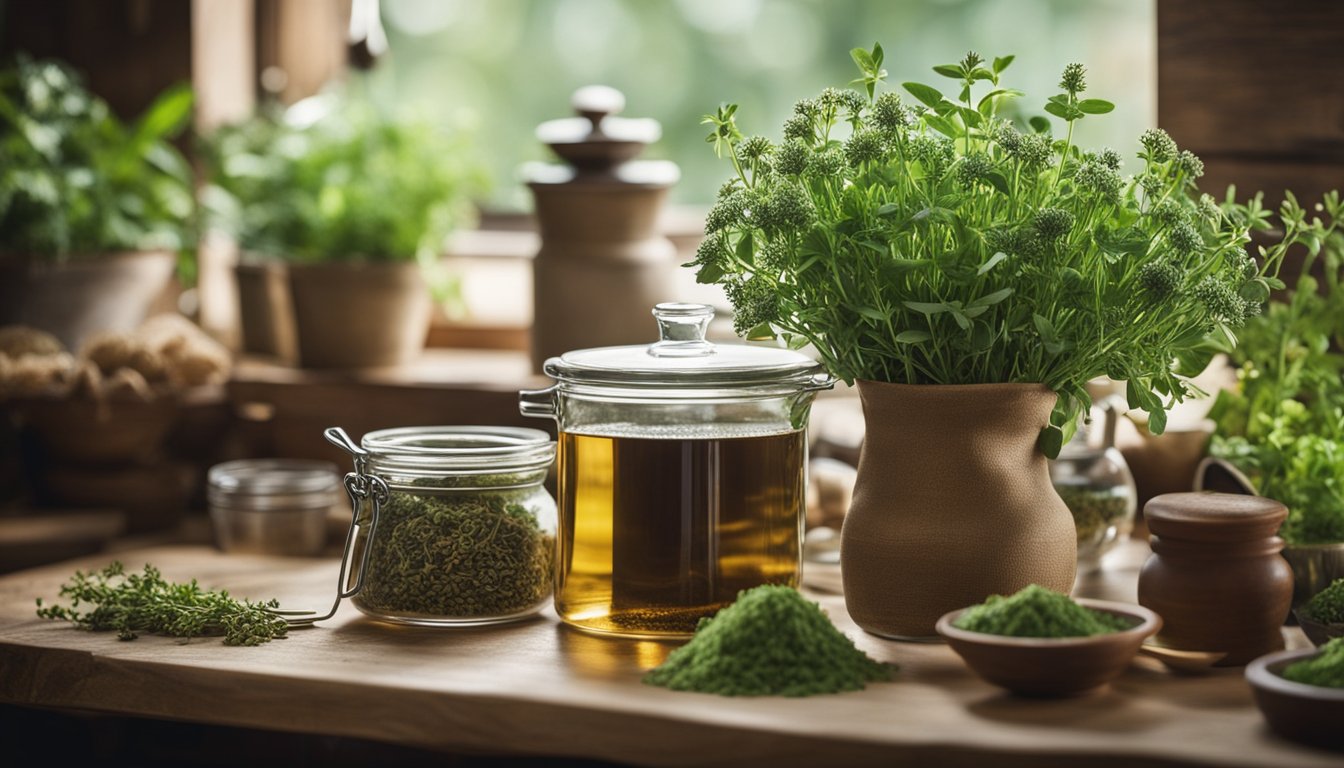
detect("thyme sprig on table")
[35,562,289,646]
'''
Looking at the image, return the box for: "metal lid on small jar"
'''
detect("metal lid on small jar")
[543,303,830,391]
[1144,491,1288,543]
[207,459,340,511]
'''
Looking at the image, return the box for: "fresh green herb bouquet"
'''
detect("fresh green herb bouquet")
[691,46,1295,455]
[0,55,194,260]
[1209,223,1344,544]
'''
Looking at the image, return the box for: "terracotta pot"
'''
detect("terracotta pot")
[0,251,175,352]
[841,381,1077,639]
[287,261,430,369]
[234,260,297,362]
[1138,492,1293,666]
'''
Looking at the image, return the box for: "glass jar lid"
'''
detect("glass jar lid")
[361,426,555,480]
[543,303,828,390]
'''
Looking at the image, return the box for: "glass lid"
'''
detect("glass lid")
[543,303,827,388]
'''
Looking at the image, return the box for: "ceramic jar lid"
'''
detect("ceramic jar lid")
[1144,492,1288,543]
[525,86,679,189]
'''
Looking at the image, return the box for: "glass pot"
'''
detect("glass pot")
[519,302,834,638]
[1049,399,1137,571]
[324,425,557,627]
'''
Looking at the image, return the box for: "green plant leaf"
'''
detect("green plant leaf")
[1077,98,1115,115]
[984,171,1011,197]
[1038,425,1064,458]
[857,306,889,322]
[903,301,950,315]
[993,55,1015,74]
[695,262,725,284]
[1148,406,1168,436]
[1029,115,1052,134]
[852,48,876,71]
[903,82,944,108]
[977,251,1008,275]
[133,83,194,144]
[971,286,1014,307]
[894,330,931,344]
[923,114,961,139]
[932,64,964,80]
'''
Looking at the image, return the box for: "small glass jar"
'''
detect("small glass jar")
[207,459,340,557]
[1049,400,1137,571]
[348,426,557,627]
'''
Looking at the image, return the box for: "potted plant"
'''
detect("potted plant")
[1206,220,1344,609]
[204,91,483,368]
[0,56,195,352]
[691,45,1302,638]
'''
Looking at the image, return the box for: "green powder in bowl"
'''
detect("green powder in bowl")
[953,584,1134,638]
[1302,579,1344,625]
[1283,637,1344,688]
[642,585,894,697]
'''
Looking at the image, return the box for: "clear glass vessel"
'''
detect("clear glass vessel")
[348,426,557,627]
[520,302,834,638]
[1049,400,1137,572]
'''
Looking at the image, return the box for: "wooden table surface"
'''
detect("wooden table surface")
[0,541,1335,768]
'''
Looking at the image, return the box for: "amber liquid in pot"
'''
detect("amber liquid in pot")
[556,428,805,637]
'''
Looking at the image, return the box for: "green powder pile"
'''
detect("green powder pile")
[953,584,1133,638]
[1283,637,1344,688]
[1301,578,1344,624]
[642,585,893,697]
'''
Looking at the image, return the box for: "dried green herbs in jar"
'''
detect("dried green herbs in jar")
[357,481,554,620]
[347,426,557,627]
[1055,485,1130,547]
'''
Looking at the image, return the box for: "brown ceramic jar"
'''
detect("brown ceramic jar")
[1138,492,1293,667]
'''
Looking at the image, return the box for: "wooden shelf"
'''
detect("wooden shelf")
[0,541,1332,767]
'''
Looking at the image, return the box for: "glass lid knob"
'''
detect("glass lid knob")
[648,303,715,358]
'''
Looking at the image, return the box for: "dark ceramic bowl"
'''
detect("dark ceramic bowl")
[1247,648,1344,751]
[936,599,1162,697]
[1293,610,1344,648]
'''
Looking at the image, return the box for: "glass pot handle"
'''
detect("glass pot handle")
[301,427,389,624]
[519,385,559,419]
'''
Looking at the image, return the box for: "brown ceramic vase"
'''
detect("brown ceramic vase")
[1138,491,1293,667]
[840,381,1078,639]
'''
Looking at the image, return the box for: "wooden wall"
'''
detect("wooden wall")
[1158,0,1344,208]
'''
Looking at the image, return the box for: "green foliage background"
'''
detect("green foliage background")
[373,0,1154,208]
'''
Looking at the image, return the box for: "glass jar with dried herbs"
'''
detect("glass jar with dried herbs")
[339,426,556,627]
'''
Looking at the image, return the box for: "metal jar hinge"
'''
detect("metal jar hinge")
[297,427,388,625]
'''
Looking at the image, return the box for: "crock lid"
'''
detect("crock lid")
[543,303,827,389]
[1144,491,1288,542]
[533,85,661,171]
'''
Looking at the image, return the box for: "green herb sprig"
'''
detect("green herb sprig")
[35,562,289,646]
[690,44,1333,456]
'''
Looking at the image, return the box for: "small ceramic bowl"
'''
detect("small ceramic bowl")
[1247,648,1344,750]
[935,598,1162,697]
[1292,610,1344,648]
